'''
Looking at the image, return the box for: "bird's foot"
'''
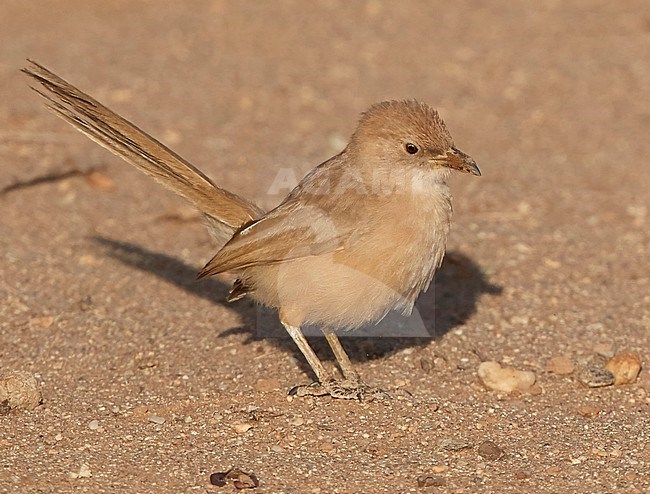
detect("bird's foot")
[288,379,390,401]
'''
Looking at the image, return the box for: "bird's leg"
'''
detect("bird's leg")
[323,329,391,400]
[282,323,357,399]
[323,329,361,383]
[282,322,390,400]
[282,322,334,385]
[282,322,388,400]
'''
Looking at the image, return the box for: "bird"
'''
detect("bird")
[23,60,480,400]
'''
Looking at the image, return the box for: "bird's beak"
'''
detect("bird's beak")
[439,146,481,176]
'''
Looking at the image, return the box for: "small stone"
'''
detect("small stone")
[148,415,165,425]
[210,468,259,489]
[319,441,334,452]
[71,463,92,479]
[79,463,92,478]
[78,254,102,266]
[288,416,304,426]
[545,356,575,375]
[477,440,504,460]
[477,361,536,393]
[606,352,642,385]
[0,371,42,411]
[210,472,227,487]
[546,466,562,475]
[232,422,253,434]
[85,170,115,190]
[419,357,434,374]
[29,316,54,328]
[439,438,472,451]
[431,465,449,473]
[592,448,608,458]
[417,475,445,487]
[88,420,99,430]
[270,445,284,453]
[578,356,615,387]
[576,405,601,418]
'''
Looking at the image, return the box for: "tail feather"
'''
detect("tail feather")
[22,60,264,244]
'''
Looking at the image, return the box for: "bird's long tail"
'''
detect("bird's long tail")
[22,60,264,245]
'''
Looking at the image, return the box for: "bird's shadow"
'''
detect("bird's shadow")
[92,236,501,375]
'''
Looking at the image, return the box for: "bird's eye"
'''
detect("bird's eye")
[405,143,419,154]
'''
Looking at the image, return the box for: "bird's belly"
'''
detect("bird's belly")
[246,254,407,329]
[246,216,449,330]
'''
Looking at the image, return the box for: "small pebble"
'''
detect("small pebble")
[210,468,259,489]
[606,352,642,385]
[0,371,42,411]
[88,420,99,430]
[210,472,227,487]
[288,416,304,426]
[85,170,115,190]
[477,440,505,460]
[417,475,445,487]
[439,438,472,451]
[578,356,615,387]
[78,254,101,266]
[70,463,92,479]
[319,441,334,453]
[592,448,608,458]
[420,357,434,374]
[477,361,536,393]
[576,405,601,418]
[148,415,166,425]
[29,316,54,328]
[78,464,92,478]
[232,422,253,434]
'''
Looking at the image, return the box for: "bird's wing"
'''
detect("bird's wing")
[198,198,354,277]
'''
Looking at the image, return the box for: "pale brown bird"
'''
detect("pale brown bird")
[23,60,480,399]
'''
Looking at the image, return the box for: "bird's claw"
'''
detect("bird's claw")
[288,379,391,401]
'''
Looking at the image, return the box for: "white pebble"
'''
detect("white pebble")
[478,361,536,393]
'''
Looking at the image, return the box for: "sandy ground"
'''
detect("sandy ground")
[1,1,649,493]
